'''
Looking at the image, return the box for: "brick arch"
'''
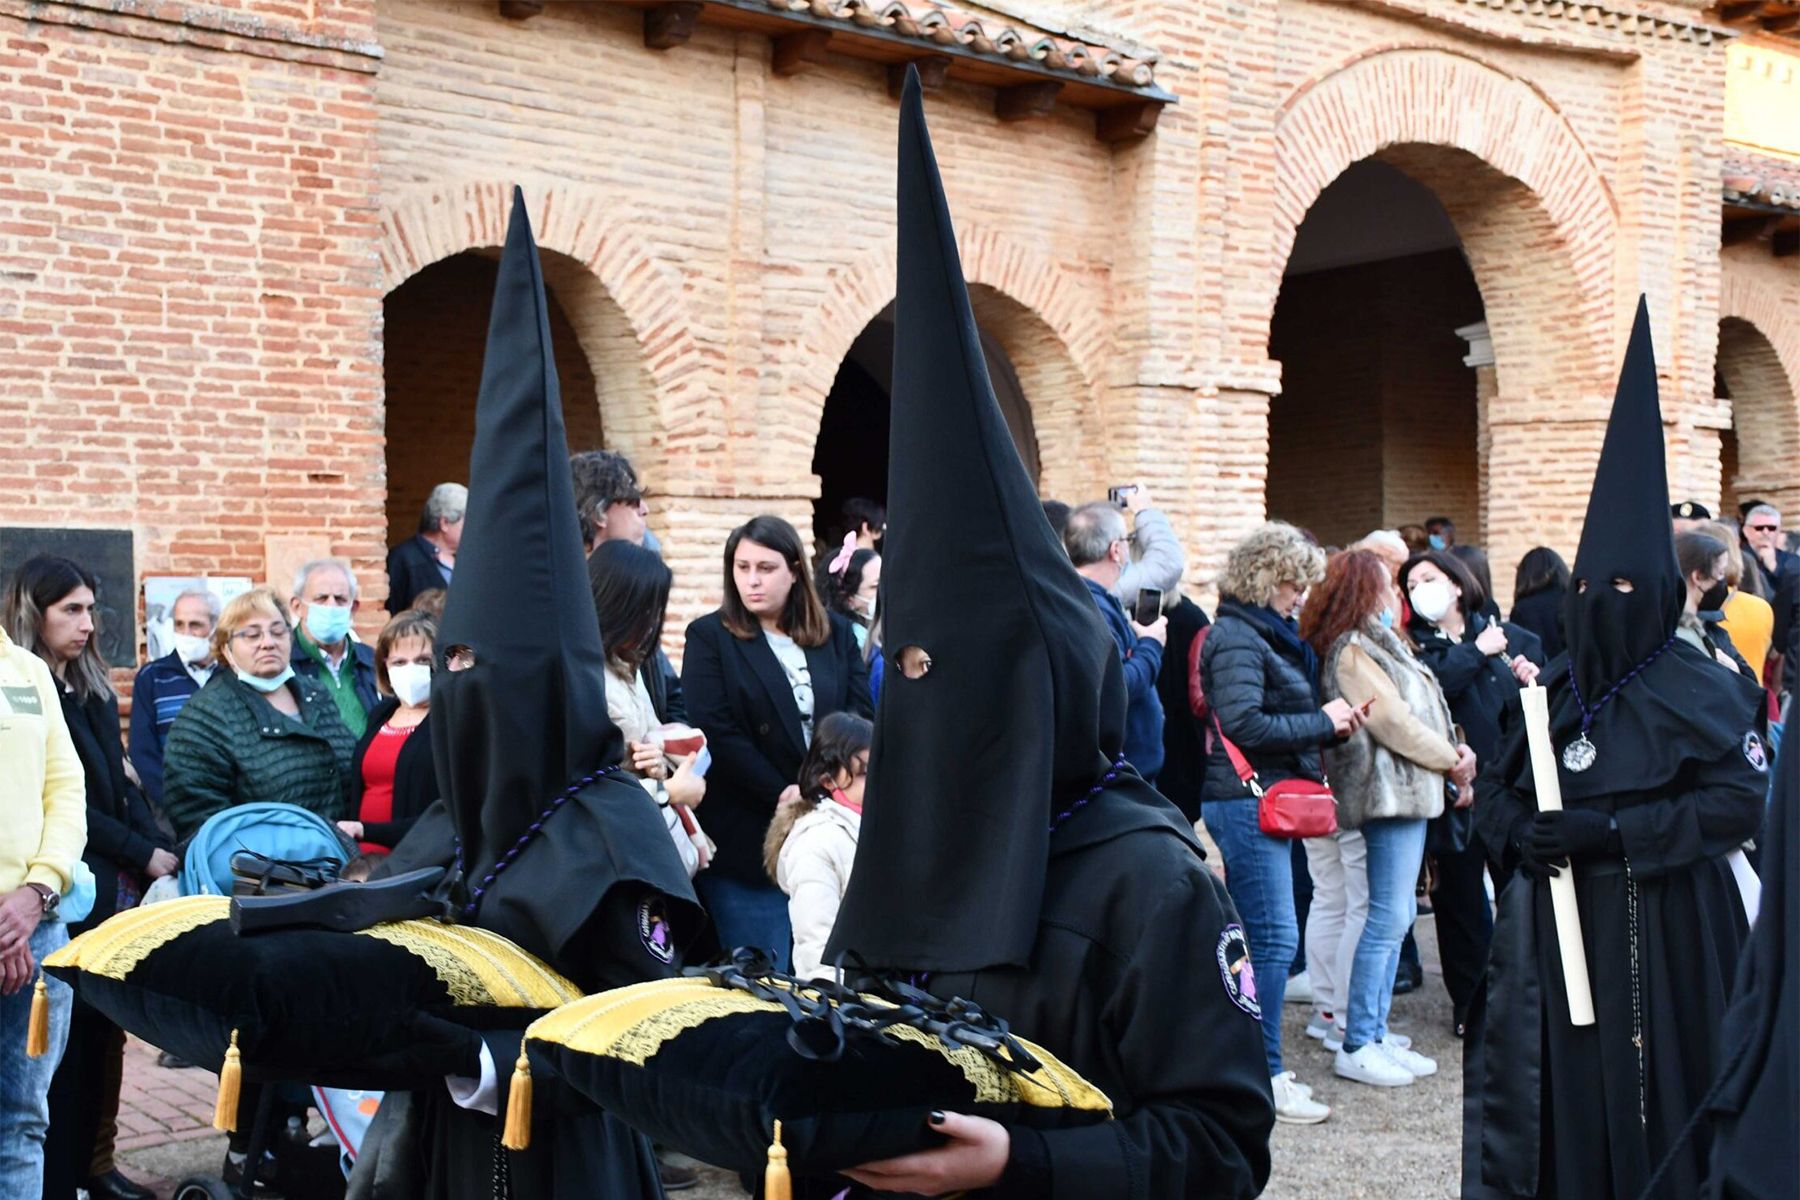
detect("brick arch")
[378,183,710,461]
[784,226,1109,498]
[1268,47,1617,399]
[1721,269,1800,395]
[1716,315,1800,515]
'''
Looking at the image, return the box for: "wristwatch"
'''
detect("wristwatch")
[26,883,59,919]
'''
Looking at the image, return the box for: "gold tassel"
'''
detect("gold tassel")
[501,1045,532,1151]
[213,1030,242,1133]
[25,977,50,1058]
[763,1119,791,1200]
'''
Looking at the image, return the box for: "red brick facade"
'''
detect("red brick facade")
[3,0,1796,671]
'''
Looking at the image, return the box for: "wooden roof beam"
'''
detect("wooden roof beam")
[498,0,544,18]
[996,80,1061,122]
[644,3,704,50]
[1776,229,1799,257]
[887,55,951,99]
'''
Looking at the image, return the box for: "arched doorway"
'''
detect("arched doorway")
[1268,159,1484,547]
[383,250,603,544]
[1716,315,1800,518]
[811,302,1040,546]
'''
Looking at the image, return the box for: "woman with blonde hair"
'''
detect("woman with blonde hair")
[161,587,355,839]
[1199,521,1366,1124]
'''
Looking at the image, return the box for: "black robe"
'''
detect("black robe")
[1463,730,1767,1199]
[806,788,1274,1200]
[366,792,709,1200]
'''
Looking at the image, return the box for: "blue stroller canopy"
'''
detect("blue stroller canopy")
[181,803,351,897]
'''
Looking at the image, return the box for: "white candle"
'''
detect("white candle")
[1518,682,1596,1027]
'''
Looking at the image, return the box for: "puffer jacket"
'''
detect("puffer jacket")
[1320,625,1458,829]
[1200,602,1336,802]
[161,670,356,839]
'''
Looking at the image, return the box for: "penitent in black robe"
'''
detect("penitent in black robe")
[1463,700,1767,1200]
[804,787,1275,1200]
[362,791,709,1200]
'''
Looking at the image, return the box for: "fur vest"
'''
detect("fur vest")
[1320,624,1456,830]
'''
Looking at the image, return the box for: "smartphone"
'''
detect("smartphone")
[688,745,712,779]
[1107,484,1139,508]
[1133,588,1163,625]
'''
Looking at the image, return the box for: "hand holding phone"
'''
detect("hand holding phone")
[1133,588,1164,626]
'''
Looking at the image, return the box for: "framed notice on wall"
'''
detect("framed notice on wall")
[0,527,136,668]
[143,576,254,662]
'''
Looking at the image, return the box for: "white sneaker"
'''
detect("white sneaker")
[1284,970,1314,1005]
[1271,1069,1313,1099]
[1377,1040,1437,1078]
[1382,1031,1412,1050]
[1335,1043,1415,1087]
[1270,1071,1331,1123]
[1322,1024,1344,1053]
[1304,1010,1336,1040]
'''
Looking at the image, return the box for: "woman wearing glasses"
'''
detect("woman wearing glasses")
[161,587,357,840]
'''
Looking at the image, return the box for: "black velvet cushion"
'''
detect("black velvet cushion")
[524,974,1111,1174]
[45,896,579,1090]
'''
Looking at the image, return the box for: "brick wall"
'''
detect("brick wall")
[0,0,384,704]
[2,0,1793,687]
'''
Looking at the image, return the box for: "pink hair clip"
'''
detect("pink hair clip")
[828,531,858,576]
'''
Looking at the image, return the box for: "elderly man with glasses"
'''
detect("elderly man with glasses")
[160,587,356,840]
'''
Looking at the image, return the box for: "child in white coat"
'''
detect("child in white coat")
[763,712,872,980]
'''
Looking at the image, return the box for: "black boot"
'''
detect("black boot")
[82,1170,155,1200]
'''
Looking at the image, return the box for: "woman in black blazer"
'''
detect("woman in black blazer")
[682,516,874,970]
[337,611,439,854]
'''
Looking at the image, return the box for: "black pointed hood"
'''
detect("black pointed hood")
[825,69,1137,975]
[1486,297,1760,803]
[432,189,625,899]
[1564,297,1684,701]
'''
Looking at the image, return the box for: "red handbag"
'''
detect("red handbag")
[1210,713,1338,839]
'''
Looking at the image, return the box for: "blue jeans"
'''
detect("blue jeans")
[1344,818,1427,1051]
[1,920,71,1200]
[1203,798,1296,1074]
[694,872,792,973]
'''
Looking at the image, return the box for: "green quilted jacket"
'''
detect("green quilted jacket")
[161,671,356,839]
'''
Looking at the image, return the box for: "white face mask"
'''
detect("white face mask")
[388,662,433,707]
[1409,578,1455,623]
[235,665,295,694]
[172,633,213,666]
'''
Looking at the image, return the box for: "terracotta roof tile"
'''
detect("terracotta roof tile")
[758,0,1162,92]
[1724,150,1800,209]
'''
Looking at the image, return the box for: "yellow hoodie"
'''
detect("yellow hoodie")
[0,625,86,894]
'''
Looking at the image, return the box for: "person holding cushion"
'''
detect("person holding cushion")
[817,72,1274,1199]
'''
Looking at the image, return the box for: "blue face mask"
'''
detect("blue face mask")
[235,665,295,694]
[1428,534,1447,552]
[1378,608,1397,629]
[304,603,353,646]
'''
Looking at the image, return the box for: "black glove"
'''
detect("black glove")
[1528,809,1621,864]
[1511,816,1561,880]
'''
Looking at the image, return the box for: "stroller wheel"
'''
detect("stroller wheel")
[171,1179,237,1200]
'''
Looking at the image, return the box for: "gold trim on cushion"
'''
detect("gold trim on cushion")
[47,895,576,1010]
[525,977,1112,1114]
[48,896,231,979]
[358,921,579,1009]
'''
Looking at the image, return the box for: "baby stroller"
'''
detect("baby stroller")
[167,803,365,1200]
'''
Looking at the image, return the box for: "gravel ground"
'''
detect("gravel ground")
[121,920,1463,1199]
